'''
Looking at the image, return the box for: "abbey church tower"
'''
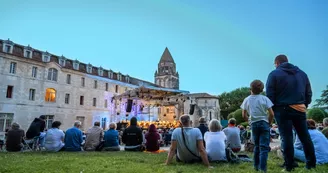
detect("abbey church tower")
[154,47,179,89]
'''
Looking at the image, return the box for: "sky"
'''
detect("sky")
[0,0,327,104]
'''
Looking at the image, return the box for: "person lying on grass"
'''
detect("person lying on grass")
[165,114,212,168]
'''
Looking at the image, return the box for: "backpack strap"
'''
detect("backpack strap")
[181,126,201,159]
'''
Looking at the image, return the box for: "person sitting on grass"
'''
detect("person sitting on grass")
[145,124,160,152]
[84,122,103,151]
[103,123,120,151]
[64,121,83,151]
[241,79,274,172]
[122,117,144,151]
[223,118,241,152]
[44,121,65,152]
[6,122,25,152]
[204,119,227,162]
[322,118,328,139]
[294,119,328,164]
[165,114,211,168]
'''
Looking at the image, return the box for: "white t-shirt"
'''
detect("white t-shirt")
[240,95,273,124]
[204,131,227,161]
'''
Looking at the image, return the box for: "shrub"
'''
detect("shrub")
[233,109,245,125]
[227,112,234,120]
[307,108,327,123]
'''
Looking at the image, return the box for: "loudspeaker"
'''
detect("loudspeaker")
[189,104,195,115]
[126,99,133,112]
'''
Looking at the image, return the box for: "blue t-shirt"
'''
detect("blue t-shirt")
[104,129,119,147]
[64,127,83,151]
[240,95,273,124]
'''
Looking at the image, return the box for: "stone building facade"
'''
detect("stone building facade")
[0,39,220,137]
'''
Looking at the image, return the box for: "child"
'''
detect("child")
[241,80,274,172]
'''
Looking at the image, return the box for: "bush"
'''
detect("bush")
[227,112,234,120]
[233,109,245,125]
[307,108,327,123]
[239,122,249,128]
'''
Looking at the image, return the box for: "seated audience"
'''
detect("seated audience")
[165,115,211,168]
[84,122,103,151]
[44,121,65,152]
[197,117,209,147]
[322,118,328,139]
[6,123,25,152]
[122,117,143,151]
[223,118,241,152]
[103,123,120,151]
[26,115,46,147]
[164,129,173,146]
[145,124,160,151]
[294,119,328,164]
[204,119,227,161]
[64,121,83,151]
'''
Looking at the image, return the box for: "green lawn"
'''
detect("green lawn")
[0,152,327,173]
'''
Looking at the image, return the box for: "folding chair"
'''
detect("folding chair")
[23,137,40,151]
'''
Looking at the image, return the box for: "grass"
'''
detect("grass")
[0,152,327,173]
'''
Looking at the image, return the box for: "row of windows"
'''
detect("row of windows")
[0,113,86,132]
[8,62,120,93]
[6,86,110,108]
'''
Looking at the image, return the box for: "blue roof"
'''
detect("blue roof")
[85,74,139,88]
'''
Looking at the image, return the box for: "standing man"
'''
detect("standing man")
[266,54,316,171]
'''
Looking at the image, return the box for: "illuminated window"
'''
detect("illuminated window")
[45,88,56,102]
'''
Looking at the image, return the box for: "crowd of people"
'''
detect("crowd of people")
[1,54,328,172]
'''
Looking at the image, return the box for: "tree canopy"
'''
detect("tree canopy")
[314,85,328,107]
[307,108,328,123]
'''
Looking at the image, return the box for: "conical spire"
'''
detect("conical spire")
[159,47,175,63]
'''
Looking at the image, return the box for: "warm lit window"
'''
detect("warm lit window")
[66,74,71,84]
[47,68,58,81]
[9,62,16,74]
[29,89,35,101]
[45,88,56,102]
[93,98,97,107]
[6,86,13,98]
[0,113,14,132]
[32,66,37,78]
[65,93,70,104]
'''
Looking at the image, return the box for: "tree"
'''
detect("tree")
[233,109,245,125]
[314,85,328,107]
[307,108,328,123]
[219,87,251,119]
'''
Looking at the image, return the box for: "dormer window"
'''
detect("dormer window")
[73,60,79,70]
[109,70,113,79]
[98,67,103,76]
[126,75,130,83]
[42,52,51,62]
[117,73,122,81]
[3,39,14,54]
[87,64,92,73]
[24,45,33,58]
[58,55,66,67]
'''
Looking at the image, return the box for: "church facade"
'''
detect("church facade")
[0,39,220,137]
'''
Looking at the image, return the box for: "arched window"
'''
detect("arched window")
[45,88,56,102]
[47,68,58,81]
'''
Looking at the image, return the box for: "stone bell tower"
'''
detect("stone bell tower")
[154,47,179,89]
